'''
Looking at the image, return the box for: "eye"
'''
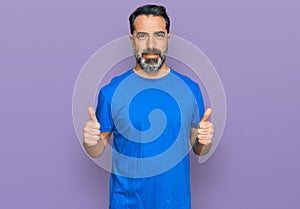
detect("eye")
[136,33,147,40]
[155,32,165,39]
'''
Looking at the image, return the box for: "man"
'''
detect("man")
[83,4,214,209]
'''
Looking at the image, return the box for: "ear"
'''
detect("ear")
[167,33,171,40]
[129,34,134,47]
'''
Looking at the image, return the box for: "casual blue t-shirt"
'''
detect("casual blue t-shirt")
[96,69,204,209]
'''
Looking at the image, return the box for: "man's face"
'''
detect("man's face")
[130,15,170,72]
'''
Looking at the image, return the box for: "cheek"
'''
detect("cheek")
[134,42,147,51]
[134,48,144,58]
[156,41,168,50]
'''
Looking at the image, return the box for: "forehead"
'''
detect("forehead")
[134,15,166,33]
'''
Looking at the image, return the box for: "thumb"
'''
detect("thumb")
[201,108,212,122]
[88,106,98,122]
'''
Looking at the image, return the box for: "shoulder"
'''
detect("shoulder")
[170,69,204,106]
[100,69,133,96]
[170,69,200,91]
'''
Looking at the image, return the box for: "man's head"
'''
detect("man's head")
[129,5,170,73]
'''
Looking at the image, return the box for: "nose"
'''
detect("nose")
[146,35,156,49]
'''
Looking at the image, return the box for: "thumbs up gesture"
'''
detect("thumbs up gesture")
[83,107,101,147]
[197,108,214,145]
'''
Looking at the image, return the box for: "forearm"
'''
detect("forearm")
[192,139,212,156]
[190,127,212,156]
[83,138,107,158]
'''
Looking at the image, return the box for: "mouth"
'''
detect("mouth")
[142,53,160,59]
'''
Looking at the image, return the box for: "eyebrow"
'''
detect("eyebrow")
[136,32,147,35]
[136,31,166,35]
[154,31,165,35]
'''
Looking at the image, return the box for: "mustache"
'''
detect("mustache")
[141,48,162,56]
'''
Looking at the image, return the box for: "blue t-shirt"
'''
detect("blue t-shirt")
[96,69,204,209]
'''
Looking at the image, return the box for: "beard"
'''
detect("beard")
[133,48,168,73]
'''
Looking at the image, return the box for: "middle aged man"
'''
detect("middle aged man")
[83,4,214,209]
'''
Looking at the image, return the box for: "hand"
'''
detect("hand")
[83,107,101,147]
[197,108,214,145]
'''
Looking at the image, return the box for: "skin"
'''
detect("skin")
[190,108,214,155]
[130,15,170,79]
[83,14,214,157]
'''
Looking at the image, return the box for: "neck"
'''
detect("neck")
[133,63,170,79]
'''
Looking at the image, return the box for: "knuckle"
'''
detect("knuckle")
[83,127,88,132]
[83,138,90,144]
[198,136,204,140]
[199,140,206,145]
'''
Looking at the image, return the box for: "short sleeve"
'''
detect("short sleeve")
[191,84,205,128]
[95,90,114,132]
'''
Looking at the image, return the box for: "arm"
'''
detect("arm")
[190,108,214,156]
[84,130,112,158]
[83,107,113,158]
[190,127,212,156]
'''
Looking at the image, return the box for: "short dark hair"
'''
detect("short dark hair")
[129,4,170,34]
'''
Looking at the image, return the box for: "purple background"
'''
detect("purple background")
[1,0,299,208]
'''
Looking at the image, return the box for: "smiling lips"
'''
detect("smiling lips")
[143,54,159,59]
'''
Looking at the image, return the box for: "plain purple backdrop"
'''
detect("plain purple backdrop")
[1,0,299,209]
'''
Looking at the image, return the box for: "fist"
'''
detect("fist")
[197,108,214,145]
[83,107,101,147]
